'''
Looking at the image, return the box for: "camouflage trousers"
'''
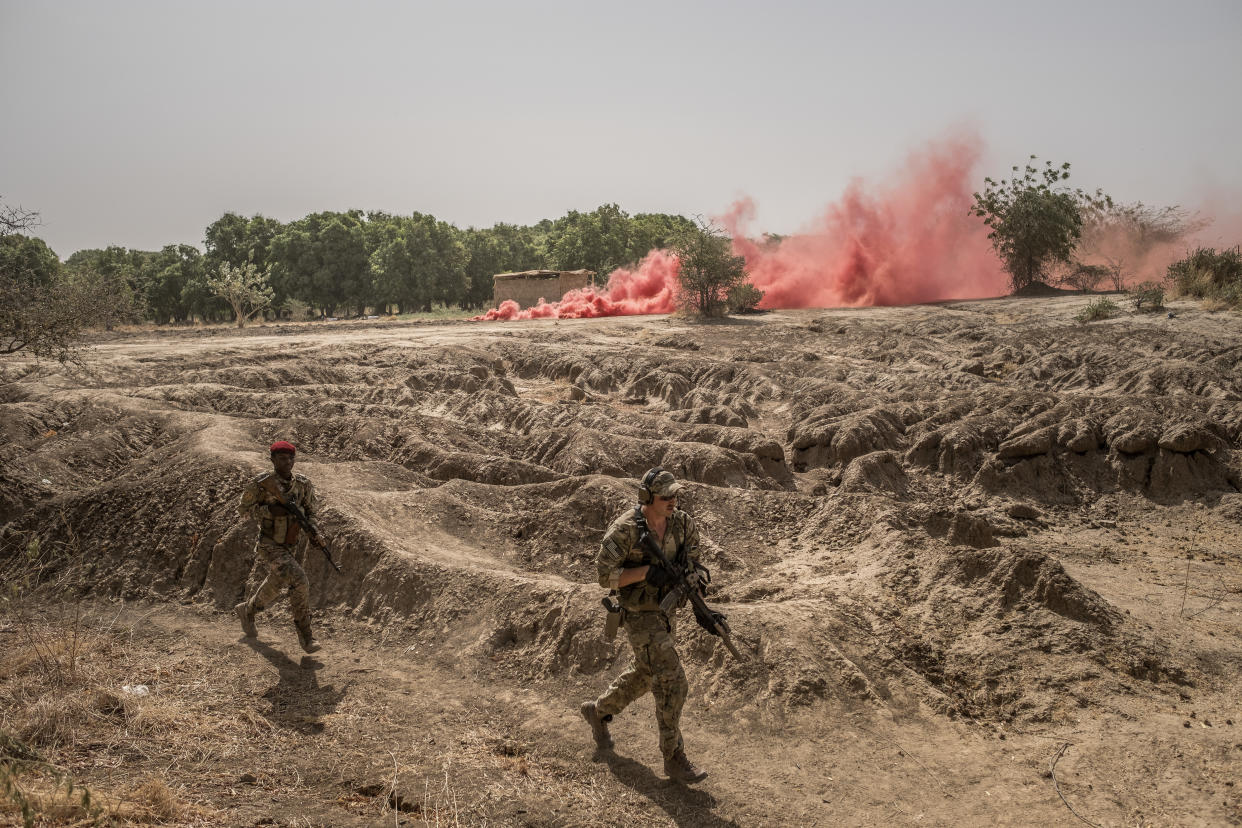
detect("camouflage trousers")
[594,610,688,761]
[245,541,310,628]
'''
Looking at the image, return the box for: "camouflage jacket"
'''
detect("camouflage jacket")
[598,506,700,612]
[239,471,318,547]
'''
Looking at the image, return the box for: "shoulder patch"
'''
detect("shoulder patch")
[293,472,310,484]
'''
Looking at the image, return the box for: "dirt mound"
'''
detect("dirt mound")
[3,296,1240,733]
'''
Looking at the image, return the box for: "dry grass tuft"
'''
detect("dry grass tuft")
[127,776,184,822]
[16,694,89,749]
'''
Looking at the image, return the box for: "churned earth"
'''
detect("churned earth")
[1,295,1240,826]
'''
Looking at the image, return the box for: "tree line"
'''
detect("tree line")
[2,204,699,327]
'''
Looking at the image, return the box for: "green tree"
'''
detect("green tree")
[63,246,148,321]
[204,213,283,311]
[547,204,632,276]
[203,212,282,274]
[270,211,370,317]
[207,261,274,327]
[461,228,507,309]
[459,222,547,309]
[673,222,748,317]
[0,232,61,289]
[627,212,697,264]
[971,157,1108,293]
[370,213,468,313]
[135,244,204,323]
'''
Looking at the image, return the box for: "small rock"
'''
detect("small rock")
[239,773,258,784]
[1184,721,1191,728]
[1007,503,1042,520]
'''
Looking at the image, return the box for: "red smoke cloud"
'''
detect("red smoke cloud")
[473,133,1009,321]
[730,133,1007,308]
[472,251,679,320]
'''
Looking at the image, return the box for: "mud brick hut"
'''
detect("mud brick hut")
[492,269,594,309]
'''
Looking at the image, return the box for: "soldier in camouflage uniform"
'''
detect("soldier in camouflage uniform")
[580,468,710,784]
[234,441,323,653]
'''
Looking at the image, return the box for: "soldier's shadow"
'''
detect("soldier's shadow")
[600,751,741,828]
[244,638,344,735]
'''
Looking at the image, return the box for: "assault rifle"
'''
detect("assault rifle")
[635,518,746,661]
[259,477,342,574]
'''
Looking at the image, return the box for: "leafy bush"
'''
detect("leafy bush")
[1167,246,1242,309]
[282,298,315,321]
[972,157,1109,293]
[726,282,765,314]
[1128,281,1165,312]
[673,221,747,317]
[1076,297,1119,322]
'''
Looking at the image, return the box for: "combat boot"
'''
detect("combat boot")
[664,749,708,784]
[234,602,257,638]
[579,701,613,749]
[296,622,321,654]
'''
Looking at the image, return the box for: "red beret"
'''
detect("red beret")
[269,441,296,455]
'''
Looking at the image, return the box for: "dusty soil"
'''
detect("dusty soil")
[1,295,1240,826]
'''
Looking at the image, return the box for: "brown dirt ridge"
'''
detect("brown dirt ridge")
[2,295,1240,826]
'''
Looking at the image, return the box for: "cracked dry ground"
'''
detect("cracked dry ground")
[1,295,1240,826]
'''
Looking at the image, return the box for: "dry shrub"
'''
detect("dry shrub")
[126,698,178,737]
[127,776,184,822]
[16,695,89,750]
[2,773,196,826]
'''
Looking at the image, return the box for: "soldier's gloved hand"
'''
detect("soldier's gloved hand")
[644,563,680,590]
[692,563,710,596]
[693,604,725,636]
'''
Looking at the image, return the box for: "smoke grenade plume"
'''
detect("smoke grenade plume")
[472,250,679,321]
[473,133,1011,321]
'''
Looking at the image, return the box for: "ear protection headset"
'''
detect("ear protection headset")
[638,467,664,505]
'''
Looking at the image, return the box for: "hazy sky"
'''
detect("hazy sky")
[2,0,1239,257]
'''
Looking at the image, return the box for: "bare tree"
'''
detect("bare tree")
[0,199,39,235]
[1076,202,1209,289]
[1,199,136,363]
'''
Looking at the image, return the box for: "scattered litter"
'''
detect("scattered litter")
[40,478,52,485]
[42,429,57,438]
[122,684,150,696]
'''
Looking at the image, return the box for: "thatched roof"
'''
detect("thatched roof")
[492,269,594,282]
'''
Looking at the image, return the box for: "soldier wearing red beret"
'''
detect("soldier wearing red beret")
[235,440,324,653]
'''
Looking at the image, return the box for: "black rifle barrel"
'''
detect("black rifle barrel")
[638,529,745,661]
